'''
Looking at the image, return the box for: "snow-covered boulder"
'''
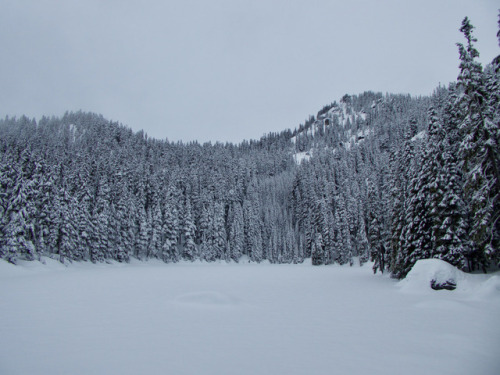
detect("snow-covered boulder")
[399,259,465,293]
[398,259,500,298]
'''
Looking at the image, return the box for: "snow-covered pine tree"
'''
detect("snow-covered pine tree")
[181,198,197,261]
[389,121,419,277]
[162,195,180,262]
[228,201,244,262]
[425,101,471,269]
[212,201,227,260]
[367,178,385,272]
[456,17,500,269]
[1,151,39,263]
[57,190,79,263]
[434,149,471,268]
[311,231,324,266]
[148,204,162,259]
[136,206,150,261]
[243,181,263,262]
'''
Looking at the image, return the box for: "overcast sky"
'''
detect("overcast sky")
[1,0,498,143]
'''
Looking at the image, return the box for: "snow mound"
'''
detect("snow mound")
[398,259,500,298]
[174,291,240,307]
[399,259,462,294]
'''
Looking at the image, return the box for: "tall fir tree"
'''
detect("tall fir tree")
[456,17,500,269]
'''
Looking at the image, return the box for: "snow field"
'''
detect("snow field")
[0,258,499,375]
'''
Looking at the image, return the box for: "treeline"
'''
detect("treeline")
[0,17,498,277]
[0,110,299,264]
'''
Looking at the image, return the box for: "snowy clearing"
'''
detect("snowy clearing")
[1,258,499,375]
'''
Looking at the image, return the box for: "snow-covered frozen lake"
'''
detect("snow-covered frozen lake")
[1,258,499,375]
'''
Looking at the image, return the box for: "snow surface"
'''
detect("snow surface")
[1,258,499,375]
[412,130,427,142]
[293,151,312,164]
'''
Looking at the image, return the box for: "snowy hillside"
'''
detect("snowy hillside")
[1,259,499,375]
[291,93,391,163]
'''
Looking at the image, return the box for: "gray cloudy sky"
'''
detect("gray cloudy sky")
[1,0,498,143]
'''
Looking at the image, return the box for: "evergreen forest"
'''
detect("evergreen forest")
[1,17,499,278]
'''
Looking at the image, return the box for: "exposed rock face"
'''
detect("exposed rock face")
[430,279,457,291]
